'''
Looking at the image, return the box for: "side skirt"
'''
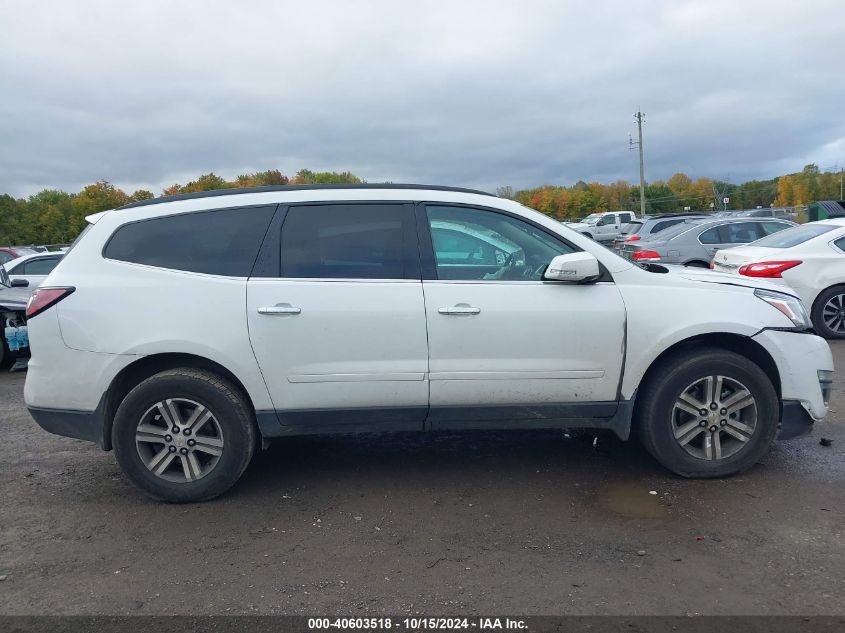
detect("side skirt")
[257,400,635,441]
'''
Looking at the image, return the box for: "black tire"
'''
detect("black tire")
[112,368,256,502]
[636,348,779,478]
[811,286,845,340]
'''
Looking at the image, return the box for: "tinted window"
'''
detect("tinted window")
[652,218,684,234]
[104,206,275,276]
[834,237,845,253]
[280,204,410,279]
[21,257,60,275]
[620,213,635,223]
[718,221,764,243]
[427,205,575,281]
[654,220,705,241]
[750,223,838,248]
[0,252,12,265]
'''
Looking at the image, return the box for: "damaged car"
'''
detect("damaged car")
[0,263,30,368]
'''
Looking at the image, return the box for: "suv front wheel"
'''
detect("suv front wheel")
[636,348,779,477]
[112,368,256,502]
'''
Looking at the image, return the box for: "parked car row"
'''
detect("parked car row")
[610,213,710,251]
[0,251,64,367]
[0,264,30,367]
[714,219,845,339]
[618,217,796,267]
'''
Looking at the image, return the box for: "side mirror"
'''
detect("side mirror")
[10,278,29,287]
[543,252,600,283]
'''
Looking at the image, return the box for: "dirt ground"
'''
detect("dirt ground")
[1,344,843,616]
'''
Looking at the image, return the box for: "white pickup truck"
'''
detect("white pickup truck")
[566,211,637,242]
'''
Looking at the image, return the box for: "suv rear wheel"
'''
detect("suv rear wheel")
[636,348,778,477]
[112,368,256,502]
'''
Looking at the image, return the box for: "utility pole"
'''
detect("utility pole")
[629,111,646,218]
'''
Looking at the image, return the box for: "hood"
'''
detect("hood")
[668,266,798,297]
[0,286,31,310]
[564,222,592,231]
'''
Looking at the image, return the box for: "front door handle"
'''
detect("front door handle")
[258,304,301,315]
[438,305,481,316]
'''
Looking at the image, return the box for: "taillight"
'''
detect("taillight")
[624,235,641,242]
[26,287,75,319]
[737,261,802,278]
[709,259,715,269]
[631,250,661,261]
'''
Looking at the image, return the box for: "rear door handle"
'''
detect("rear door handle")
[438,305,481,316]
[258,304,301,315]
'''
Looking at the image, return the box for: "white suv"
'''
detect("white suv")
[25,185,833,502]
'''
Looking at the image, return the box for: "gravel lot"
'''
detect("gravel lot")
[1,344,844,616]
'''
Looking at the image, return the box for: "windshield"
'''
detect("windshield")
[13,247,38,257]
[620,222,643,235]
[747,223,838,248]
[581,214,602,225]
[0,265,9,288]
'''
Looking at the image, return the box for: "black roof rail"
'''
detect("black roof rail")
[118,183,495,210]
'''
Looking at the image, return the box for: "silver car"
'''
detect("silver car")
[619,217,796,267]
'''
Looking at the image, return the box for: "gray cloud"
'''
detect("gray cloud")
[1,0,843,197]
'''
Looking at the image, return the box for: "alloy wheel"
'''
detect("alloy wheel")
[671,375,757,460]
[822,293,845,334]
[135,398,224,483]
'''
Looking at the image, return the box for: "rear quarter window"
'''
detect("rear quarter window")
[104,205,276,276]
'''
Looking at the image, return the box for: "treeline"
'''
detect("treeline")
[1,164,842,245]
[505,164,842,220]
[0,169,362,245]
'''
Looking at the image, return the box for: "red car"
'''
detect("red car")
[0,246,39,266]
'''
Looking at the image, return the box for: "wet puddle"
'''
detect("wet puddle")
[599,482,668,519]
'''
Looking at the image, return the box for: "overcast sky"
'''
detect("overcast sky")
[1,0,843,197]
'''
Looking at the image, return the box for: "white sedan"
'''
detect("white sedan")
[3,252,64,290]
[712,218,845,338]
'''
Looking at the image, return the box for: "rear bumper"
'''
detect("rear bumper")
[778,400,814,440]
[28,400,109,449]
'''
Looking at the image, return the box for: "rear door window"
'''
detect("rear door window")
[717,221,764,244]
[104,205,276,276]
[279,203,415,279]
